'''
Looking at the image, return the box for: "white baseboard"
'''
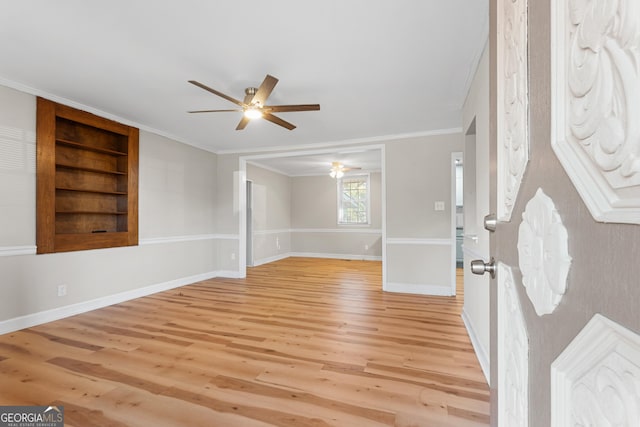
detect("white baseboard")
[216,270,244,279]
[462,308,491,385]
[384,282,455,296]
[252,253,290,267]
[0,270,239,335]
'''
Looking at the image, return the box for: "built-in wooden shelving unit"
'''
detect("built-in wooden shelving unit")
[36,97,139,254]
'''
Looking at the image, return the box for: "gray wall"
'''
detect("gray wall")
[291,173,382,229]
[247,162,292,264]
[214,153,240,272]
[290,172,382,260]
[385,133,463,295]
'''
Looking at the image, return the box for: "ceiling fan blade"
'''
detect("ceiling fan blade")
[243,92,255,104]
[252,74,279,106]
[188,109,242,113]
[188,80,244,107]
[262,112,296,130]
[236,116,251,130]
[266,104,320,113]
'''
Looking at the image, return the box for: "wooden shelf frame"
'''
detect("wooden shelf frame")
[37,98,139,254]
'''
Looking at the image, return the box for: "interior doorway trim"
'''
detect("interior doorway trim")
[452,151,463,295]
[238,144,386,289]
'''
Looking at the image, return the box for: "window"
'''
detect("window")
[338,174,370,224]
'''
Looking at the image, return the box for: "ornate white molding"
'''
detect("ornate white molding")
[497,263,529,426]
[551,0,640,224]
[497,0,529,221]
[517,188,571,316]
[552,314,640,426]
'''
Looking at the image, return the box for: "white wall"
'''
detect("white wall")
[0,85,223,333]
[461,43,491,382]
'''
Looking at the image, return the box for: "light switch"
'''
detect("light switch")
[434,201,445,211]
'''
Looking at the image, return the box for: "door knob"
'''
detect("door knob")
[470,257,496,278]
[484,213,497,232]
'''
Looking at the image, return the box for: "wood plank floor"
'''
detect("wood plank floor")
[0,257,489,426]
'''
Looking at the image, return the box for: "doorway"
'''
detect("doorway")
[238,145,386,286]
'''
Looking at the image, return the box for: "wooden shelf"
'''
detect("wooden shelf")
[56,138,128,156]
[56,211,128,215]
[56,187,128,196]
[56,163,127,176]
[37,97,139,254]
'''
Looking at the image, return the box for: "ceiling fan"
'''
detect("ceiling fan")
[330,161,361,178]
[188,74,320,131]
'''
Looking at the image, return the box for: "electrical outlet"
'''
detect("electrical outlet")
[364,244,369,251]
[231,252,236,261]
[276,237,281,250]
[434,201,445,211]
[57,284,67,297]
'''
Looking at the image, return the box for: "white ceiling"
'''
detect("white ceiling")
[0,1,487,174]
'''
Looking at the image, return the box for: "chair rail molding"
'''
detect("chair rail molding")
[497,0,529,222]
[517,188,571,316]
[497,263,529,426]
[385,237,451,246]
[0,245,38,257]
[551,0,640,224]
[139,234,239,245]
[551,314,640,426]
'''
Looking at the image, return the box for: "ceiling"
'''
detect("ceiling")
[0,1,487,174]
[248,148,382,177]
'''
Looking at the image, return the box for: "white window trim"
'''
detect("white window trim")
[336,173,371,226]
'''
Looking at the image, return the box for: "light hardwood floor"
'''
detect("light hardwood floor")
[0,258,489,426]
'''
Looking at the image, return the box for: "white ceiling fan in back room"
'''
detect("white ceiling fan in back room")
[329,161,361,179]
[188,74,320,130]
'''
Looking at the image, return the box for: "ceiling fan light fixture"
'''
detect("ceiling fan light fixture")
[330,162,345,179]
[244,107,263,119]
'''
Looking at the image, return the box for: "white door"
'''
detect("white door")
[479,1,640,426]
